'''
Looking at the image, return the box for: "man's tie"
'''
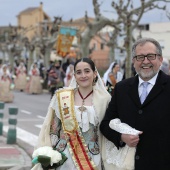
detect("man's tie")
[140,82,149,104]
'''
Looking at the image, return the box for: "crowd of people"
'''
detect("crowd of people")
[0,64,14,102]
[0,57,76,103]
[0,62,43,103]
[1,51,168,103]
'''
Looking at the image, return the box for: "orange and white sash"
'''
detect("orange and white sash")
[57,89,97,170]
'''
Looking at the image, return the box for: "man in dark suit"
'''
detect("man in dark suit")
[100,37,170,170]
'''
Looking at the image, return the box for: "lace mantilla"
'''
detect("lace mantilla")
[109,118,141,135]
[106,140,136,170]
[105,118,141,170]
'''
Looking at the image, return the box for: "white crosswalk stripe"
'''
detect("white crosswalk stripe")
[3,126,38,147]
[3,111,45,147]
[37,115,45,119]
[20,110,31,115]
[35,124,42,129]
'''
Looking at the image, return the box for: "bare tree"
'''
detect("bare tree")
[111,0,170,78]
[79,0,121,59]
[166,8,170,19]
[75,0,170,78]
[2,0,169,78]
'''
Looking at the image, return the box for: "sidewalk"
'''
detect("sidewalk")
[0,135,32,170]
[0,90,49,170]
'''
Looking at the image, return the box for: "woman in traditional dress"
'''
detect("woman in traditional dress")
[26,63,42,94]
[64,64,74,87]
[14,62,27,91]
[103,62,123,95]
[0,64,14,102]
[31,58,111,170]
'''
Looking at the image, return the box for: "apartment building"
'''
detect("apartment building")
[134,22,170,59]
[17,2,51,40]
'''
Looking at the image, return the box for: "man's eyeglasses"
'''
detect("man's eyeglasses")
[133,54,160,61]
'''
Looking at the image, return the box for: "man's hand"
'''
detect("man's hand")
[121,132,143,147]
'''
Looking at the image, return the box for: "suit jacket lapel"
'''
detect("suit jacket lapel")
[143,71,167,106]
[128,71,167,107]
[128,76,141,107]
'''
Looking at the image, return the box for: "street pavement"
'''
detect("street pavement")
[0,134,32,170]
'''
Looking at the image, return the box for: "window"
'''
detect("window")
[101,43,104,50]
[93,43,97,50]
[137,24,149,31]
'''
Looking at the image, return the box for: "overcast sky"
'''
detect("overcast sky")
[0,0,169,26]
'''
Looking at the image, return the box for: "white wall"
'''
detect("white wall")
[133,22,170,60]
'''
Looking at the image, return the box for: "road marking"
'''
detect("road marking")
[37,115,45,119]
[0,146,14,149]
[3,126,38,147]
[20,110,31,115]
[3,119,42,122]
[17,119,42,121]
[35,124,42,129]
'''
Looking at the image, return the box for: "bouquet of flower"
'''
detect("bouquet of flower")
[32,146,67,169]
[26,76,30,81]
[12,75,16,79]
[10,83,15,90]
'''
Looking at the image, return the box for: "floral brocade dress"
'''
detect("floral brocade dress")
[15,69,27,91]
[0,75,14,102]
[51,105,102,170]
[26,69,42,94]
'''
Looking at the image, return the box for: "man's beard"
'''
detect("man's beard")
[137,69,157,80]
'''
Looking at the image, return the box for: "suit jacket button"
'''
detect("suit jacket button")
[138,110,143,114]
[135,155,140,160]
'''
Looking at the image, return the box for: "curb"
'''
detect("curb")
[8,165,31,170]
[1,133,33,170]
[14,138,33,169]
[0,145,32,170]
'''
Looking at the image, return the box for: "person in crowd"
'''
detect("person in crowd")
[37,60,46,88]
[64,63,74,87]
[160,57,170,75]
[13,59,20,75]
[100,37,170,170]
[0,63,9,77]
[48,60,65,98]
[122,59,137,79]
[31,57,111,170]
[0,64,14,102]
[14,62,27,91]
[38,60,46,80]
[7,63,13,76]
[103,62,123,95]
[44,60,54,89]
[62,58,71,73]
[26,62,42,94]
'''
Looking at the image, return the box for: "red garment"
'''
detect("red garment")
[32,69,37,76]
[67,74,72,80]
[1,75,11,82]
